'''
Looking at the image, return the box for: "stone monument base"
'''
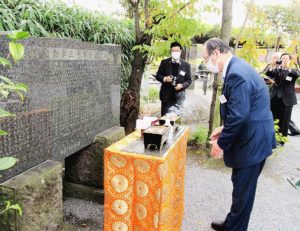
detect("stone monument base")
[0,160,63,231]
[63,181,104,203]
[64,126,125,202]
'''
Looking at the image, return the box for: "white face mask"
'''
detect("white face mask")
[206,55,219,73]
[171,51,181,61]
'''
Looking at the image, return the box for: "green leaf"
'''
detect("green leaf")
[5,201,11,210]
[0,90,9,98]
[16,91,24,101]
[9,204,22,216]
[7,31,30,41]
[15,83,28,92]
[0,57,11,68]
[9,42,24,62]
[0,157,17,171]
[0,108,14,117]
[0,129,7,136]
[0,76,15,85]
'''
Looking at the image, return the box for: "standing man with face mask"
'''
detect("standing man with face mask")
[203,38,276,231]
[155,42,192,116]
[265,53,300,143]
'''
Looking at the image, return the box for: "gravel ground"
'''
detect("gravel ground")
[64,198,104,230]
[64,93,300,231]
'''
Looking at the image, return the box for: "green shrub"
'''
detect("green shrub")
[189,126,209,146]
[142,87,159,104]
[296,77,300,85]
[148,87,159,103]
[274,119,288,144]
[0,0,135,93]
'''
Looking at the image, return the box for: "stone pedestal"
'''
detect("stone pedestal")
[64,126,125,201]
[0,160,63,231]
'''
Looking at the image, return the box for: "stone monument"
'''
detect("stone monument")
[0,37,122,182]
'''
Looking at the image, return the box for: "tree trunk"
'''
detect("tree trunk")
[275,36,281,52]
[220,0,233,45]
[120,49,147,134]
[207,0,233,146]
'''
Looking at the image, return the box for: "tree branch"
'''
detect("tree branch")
[177,1,192,14]
[144,0,149,29]
[234,0,253,54]
[128,0,141,43]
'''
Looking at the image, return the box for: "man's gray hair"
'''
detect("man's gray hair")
[204,38,231,55]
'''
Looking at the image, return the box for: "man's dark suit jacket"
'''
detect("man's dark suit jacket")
[218,56,276,168]
[155,58,192,102]
[265,67,300,106]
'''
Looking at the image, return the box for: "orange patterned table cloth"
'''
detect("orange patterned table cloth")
[104,127,189,231]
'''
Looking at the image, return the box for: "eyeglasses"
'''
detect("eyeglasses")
[203,49,216,63]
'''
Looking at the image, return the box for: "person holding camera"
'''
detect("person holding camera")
[265,53,300,144]
[155,42,192,116]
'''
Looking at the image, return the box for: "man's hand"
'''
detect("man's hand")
[175,83,183,91]
[210,140,224,159]
[163,76,173,83]
[210,126,223,142]
[266,79,275,85]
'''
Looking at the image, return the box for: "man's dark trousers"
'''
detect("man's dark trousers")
[223,159,266,231]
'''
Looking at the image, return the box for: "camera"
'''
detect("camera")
[171,75,177,86]
[276,60,282,65]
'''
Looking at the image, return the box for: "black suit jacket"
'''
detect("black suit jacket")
[266,67,300,106]
[155,58,192,101]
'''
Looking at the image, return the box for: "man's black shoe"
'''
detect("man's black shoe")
[288,132,300,136]
[211,221,225,231]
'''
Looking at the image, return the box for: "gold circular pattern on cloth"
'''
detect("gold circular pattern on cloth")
[155,188,161,202]
[134,159,150,173]
[112,221,128,231]
[111,174,129,193]
[157,163,168,179]
[136,180,149,198]
[135,203,147,220]
[110,154,127,168]
[112,199,128,215]
[153,212,159,229]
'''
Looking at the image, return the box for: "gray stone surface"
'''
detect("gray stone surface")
[0,37,121,182]
[0,109,53,182]
[64,126,125,189]
[0,160,63,231]
[63,181,104,204]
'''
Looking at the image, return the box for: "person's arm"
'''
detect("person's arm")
[217,74,251,151]
[289,68,300,80]
[265,66,276,78]
[155,60,165,83]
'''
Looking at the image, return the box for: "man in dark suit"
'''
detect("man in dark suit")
[203,38,276,231]
[265,53,300,142]
[155,42,192,116]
